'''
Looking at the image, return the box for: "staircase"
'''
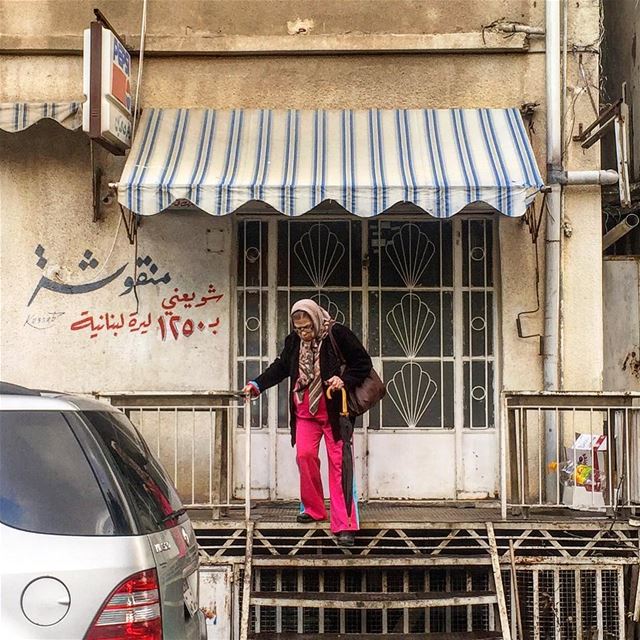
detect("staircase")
[239,523,512,640]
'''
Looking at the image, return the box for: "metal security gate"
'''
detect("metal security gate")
[240,564,627,639]
[234,212,499,501]
[249,566,497,635]
[504,565,627,640]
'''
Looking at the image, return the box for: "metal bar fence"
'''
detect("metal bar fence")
[501,392,640,517]
[102,393,251,518]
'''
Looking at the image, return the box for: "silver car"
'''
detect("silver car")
[0,382,206,639]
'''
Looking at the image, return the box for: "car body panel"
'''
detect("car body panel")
[0,522,154,639]
[0,391,206,640]
[148,520,204,639]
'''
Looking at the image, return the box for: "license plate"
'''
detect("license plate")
[183,579,198,617]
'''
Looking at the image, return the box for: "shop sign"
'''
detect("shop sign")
[83,22,132,154]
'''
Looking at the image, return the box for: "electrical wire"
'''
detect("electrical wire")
[133,217,140,313]
[559,0,605,162]
[129,0,148,309]
[43,3,146,294]
[41,213,124,286]
[131,0,148,138]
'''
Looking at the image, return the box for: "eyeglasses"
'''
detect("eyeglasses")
[293,324,314,336]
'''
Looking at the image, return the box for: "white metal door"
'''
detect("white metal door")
[234,213,498,501]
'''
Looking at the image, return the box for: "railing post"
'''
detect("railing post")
[244,394,252,522]
[500,392,508,519]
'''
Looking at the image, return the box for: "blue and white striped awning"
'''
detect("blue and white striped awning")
[118,107,543,218]
[0,102,83,133]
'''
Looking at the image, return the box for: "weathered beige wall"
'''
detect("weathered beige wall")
[0,0,605,396]
[0,0,544,41]
[562,48,604,390]
[1,53,546,108]
[603,258,640,391]
[0,122,232,393]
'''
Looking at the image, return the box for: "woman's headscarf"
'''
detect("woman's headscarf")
[291,299,334,414]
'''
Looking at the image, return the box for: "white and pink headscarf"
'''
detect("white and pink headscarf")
[291,299,334,414]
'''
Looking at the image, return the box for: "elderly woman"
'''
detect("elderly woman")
[243,299,372,547]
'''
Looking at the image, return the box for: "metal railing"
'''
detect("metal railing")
[102,392,252,519]
[501,391,640,518]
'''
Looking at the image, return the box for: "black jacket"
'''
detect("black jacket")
[253,323,372,445]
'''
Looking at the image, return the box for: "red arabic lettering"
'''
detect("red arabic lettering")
[182,318,194,337]
[157,316,167,340]
[69,284,224,340]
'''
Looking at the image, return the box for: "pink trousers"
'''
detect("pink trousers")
[294,390,359,533]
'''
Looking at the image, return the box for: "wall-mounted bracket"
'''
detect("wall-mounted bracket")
[573,83,632,207]
[573,99,622,149]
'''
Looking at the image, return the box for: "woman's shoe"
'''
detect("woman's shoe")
[336,531,355,547]
[296,512,323,524]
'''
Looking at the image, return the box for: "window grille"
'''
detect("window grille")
[236,214,496,431]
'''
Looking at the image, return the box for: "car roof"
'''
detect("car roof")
[0,381,116,412]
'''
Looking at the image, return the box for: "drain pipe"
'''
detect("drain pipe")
[543,0,562,501]
[541,2,621,502]
[550,169,619,185]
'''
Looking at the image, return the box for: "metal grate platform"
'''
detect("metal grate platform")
[190,500,630,526]
[194,520,639,564]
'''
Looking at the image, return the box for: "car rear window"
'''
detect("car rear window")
[82,411,186,534]
[0,410,115,535]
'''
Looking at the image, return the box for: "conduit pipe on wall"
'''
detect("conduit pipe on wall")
[492,23,546,36]
[542,1,616,501]
[543,0,562,501]
[602,214,640,250]
[550,169,620,185]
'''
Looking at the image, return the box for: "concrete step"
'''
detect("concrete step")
[250,589,498,609]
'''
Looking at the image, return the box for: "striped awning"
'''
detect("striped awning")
[118,107,543,218]
[0,102,83,133]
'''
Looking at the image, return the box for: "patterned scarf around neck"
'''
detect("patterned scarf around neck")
[291,299,333,414]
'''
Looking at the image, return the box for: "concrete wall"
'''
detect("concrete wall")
[603,257,640,391]
[0,1,544,43]
[0,0,604,396]
[0,122,231,393]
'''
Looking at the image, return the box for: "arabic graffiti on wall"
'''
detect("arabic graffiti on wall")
[69,285,223,340]
[121,255,171,296]
[26,244,224,341]
[27,245,172,306]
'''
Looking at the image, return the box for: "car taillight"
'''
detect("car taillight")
[84,569,162,640]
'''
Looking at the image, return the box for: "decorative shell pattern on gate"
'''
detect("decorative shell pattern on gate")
[293,223,346,289]
[386,362,438,428]
[385,223,436,289]
[386,293,436,359]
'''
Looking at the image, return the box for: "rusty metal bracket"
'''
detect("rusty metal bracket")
[516,195,546,347]
[90,140,103,222]
[93,8,129,50]
[573,98,622,149]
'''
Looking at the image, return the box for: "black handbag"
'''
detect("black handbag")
[328,328,386,416]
